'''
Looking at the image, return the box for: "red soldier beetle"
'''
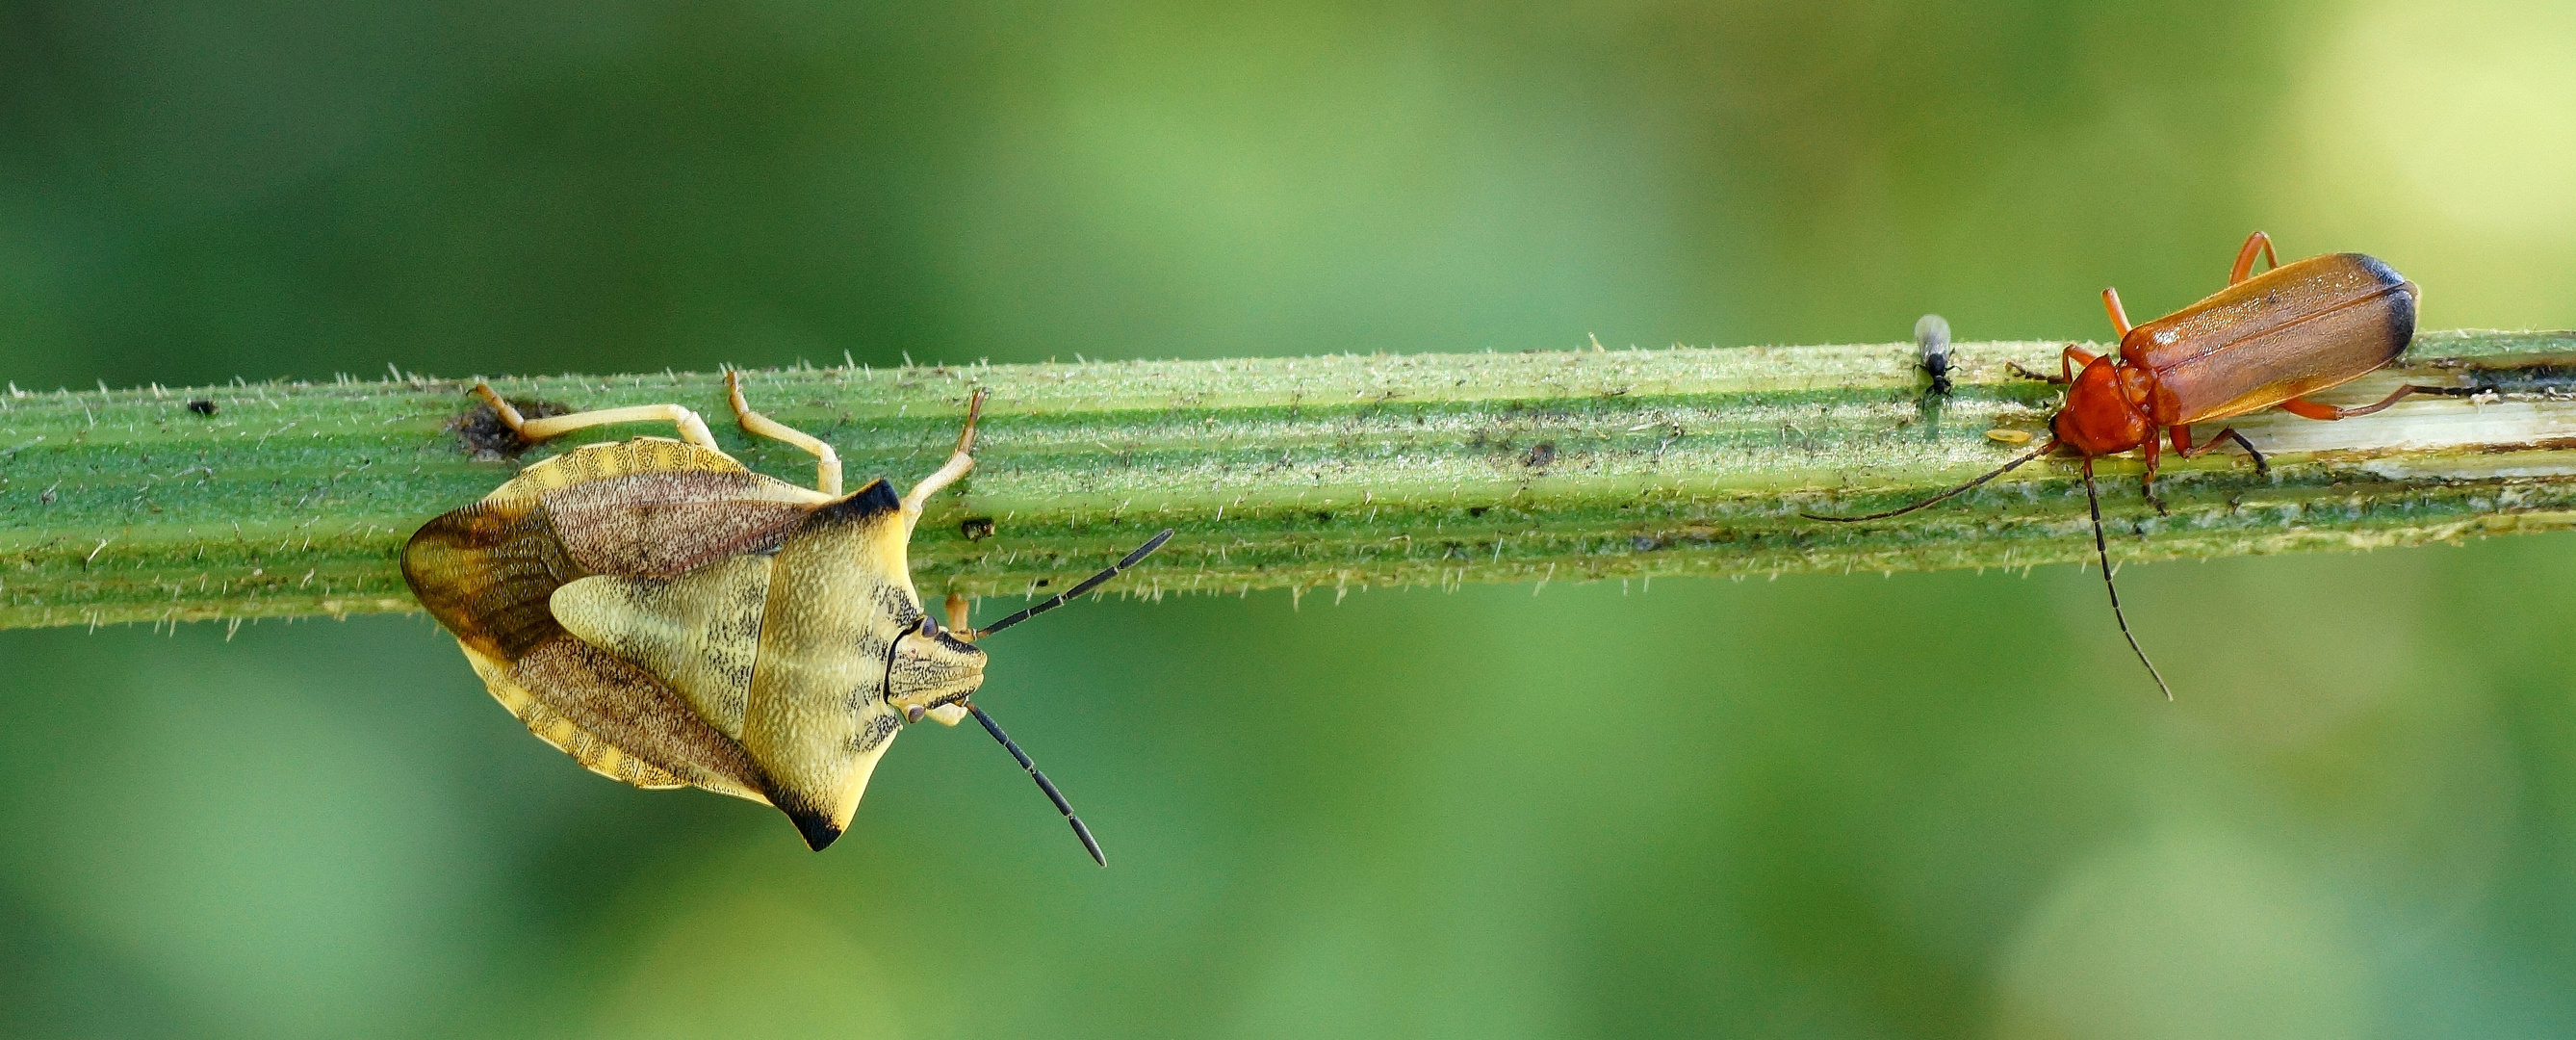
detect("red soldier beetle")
[1806,232,2430,698]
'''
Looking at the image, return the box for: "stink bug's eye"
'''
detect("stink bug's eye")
[915,615,939,637]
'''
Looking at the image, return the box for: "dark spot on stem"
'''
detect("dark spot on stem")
[187,400,217,416]
[1524,441,1556,469]
[961,517,996,540]
[451,399,572,458]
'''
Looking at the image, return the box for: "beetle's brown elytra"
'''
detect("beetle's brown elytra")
[402,374,1170,861]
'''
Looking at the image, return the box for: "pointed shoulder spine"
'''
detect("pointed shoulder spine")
[813,478,902,526]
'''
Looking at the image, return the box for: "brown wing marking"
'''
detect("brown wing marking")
[403,499,580,662]
[457,641,694,792]
[404,439,914,828]
[502,635,771,801]
[739,480,920,849]
[545,471,820,577]
[402,437,825,661]
[501,437,830,578]
[551,554,772,738]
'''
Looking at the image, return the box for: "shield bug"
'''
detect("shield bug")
[1808,233,2434,697]
[401,373,1171,861]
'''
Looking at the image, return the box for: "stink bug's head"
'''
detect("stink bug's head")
[889,612,987,726]
[2051,355,2151,456]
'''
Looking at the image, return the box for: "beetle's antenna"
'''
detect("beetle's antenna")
[968,704,1106,867]
[970,529,1175,638]
[2081,458,2173,701]
[1801,441,2057,523]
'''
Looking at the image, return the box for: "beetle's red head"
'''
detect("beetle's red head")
[2051,355,2151,456]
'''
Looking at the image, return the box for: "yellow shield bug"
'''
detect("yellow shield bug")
[401,373,1171,862]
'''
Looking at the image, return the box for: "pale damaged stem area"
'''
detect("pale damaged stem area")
[4,329,2575,631]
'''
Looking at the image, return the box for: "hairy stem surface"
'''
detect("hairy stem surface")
[5,330,2574,631]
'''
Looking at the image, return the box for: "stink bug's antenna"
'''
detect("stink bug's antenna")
[950,529,1172,866]
[969,529,1175,639]
[968,704,1107,867]
[1801,441,2058,523]
[2081,457,2173,700]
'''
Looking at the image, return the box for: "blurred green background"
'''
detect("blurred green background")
[8,1,2576,1036]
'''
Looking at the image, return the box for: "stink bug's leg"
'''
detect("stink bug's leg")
[967,704,1106,867]
[471,382,526,430]
[2229,231,2279,284]
[2173,425,2268,474]
[945,592,972,635]
[724,370,842,495]
[2101,288,2133,338]
[2081,457,2174,701]
[470,381,732,456]
[2280,385,2422,421]
[901,389,988,525]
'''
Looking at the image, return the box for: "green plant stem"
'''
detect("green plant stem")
[5,330,2575,632]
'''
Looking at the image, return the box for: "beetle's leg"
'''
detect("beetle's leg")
[2171,424,2268,474]
[2137,437,2169,515]
[2009,344,2100,384]
[2229,231,2279,285]
[2005,345,2098,384]
[945,592,973,635]
[2279,385,2419,421]
[2063,344,2098,381]
[2102,288,2132,338]
[470,382,733,457]
[724,370,842,495]
[901,389,988,527]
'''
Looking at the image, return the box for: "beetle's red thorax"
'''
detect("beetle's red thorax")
[2052,355,2152,456]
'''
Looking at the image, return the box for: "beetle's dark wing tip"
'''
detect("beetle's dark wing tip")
[788,810,844,851]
